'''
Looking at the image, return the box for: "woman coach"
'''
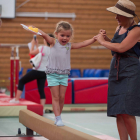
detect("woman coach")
[96,0,140,139]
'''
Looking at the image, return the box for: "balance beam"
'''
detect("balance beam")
[19,109,101,140]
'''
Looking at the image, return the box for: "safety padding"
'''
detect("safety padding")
[25,80,72,104]
[0,94,43,116]
[74,79,108,91]
[0,137,48,140]
[74,79,108,103]
[25,80,48,92]
[19,109,101,140]
[25,87,52,104]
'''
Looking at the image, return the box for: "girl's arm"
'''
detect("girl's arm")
[96,26,140,53]
[38,29,55,46]
[30,39,39,55]
[71,37,96,49]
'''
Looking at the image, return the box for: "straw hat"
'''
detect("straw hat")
[106,0,136,18]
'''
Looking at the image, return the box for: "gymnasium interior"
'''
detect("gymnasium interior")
[0,0,140,140]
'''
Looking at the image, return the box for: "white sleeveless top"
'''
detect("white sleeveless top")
[33,45,50,71]
[46,39,71,74]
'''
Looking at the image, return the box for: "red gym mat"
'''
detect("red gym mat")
[0,93,43,116]
[0,137,48,140]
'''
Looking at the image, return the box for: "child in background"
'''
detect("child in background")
[28,21,96,126]
[10,34,54,114]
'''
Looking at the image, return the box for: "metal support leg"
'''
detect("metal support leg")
[26,127,33,135]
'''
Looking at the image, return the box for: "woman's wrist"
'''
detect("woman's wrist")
[100,40,106,46]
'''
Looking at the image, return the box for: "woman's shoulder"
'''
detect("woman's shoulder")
[128,25,140,42]
[129,24,140,31]
[128,25,140,35]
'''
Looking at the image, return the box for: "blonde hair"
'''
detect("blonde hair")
[54,21,73,35]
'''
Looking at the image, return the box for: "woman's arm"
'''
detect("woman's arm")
[96,27,140,53]
[99,26,120,42]
[30,39,39,55]
[71,37,96,49]
[99,29,111,42]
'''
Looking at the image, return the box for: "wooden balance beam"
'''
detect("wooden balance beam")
[19,109,101,140]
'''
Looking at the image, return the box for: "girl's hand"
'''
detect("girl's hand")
[93,36,97,41]
[31,38,38,46]
[38,29,46,36]
[95,34,105,45]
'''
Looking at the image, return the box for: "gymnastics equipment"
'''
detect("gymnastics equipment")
[23,78,108,104]
[10,46,20,97]
[19,109,100,140]
[10,47,14,98]
[15,46,20,96]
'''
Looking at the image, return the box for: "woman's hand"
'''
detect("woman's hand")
[99,29,106,36]
[99,29,111,42]
[95,34,105,45]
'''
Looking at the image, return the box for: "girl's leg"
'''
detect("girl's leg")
[59,85,67,114]
[122,114,137,140]
[37,72,46,108]
[12,70,38,102]
[40,99,46,108]
[117,114,128,140]
[49,85,60,116]
[15,89,23,101]
[50,85,64,126]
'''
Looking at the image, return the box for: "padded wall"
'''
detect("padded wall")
[74,78,108,104]
[25,80,72,104]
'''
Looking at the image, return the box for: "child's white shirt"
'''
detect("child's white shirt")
[33,45,50,71]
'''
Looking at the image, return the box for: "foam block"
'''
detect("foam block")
[75,85,108,103]
[25,81,72,104]
[74,79,108,91]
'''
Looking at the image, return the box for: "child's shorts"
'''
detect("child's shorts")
[47,73,68,86]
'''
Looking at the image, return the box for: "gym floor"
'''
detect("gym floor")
[0,91,140,139]
[0,110,140,139]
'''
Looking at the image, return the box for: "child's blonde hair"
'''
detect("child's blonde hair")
[54,21,73,35]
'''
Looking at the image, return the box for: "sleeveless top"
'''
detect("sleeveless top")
[36,46,50,71]
[46,39,71,75]
[111,25,140,57]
